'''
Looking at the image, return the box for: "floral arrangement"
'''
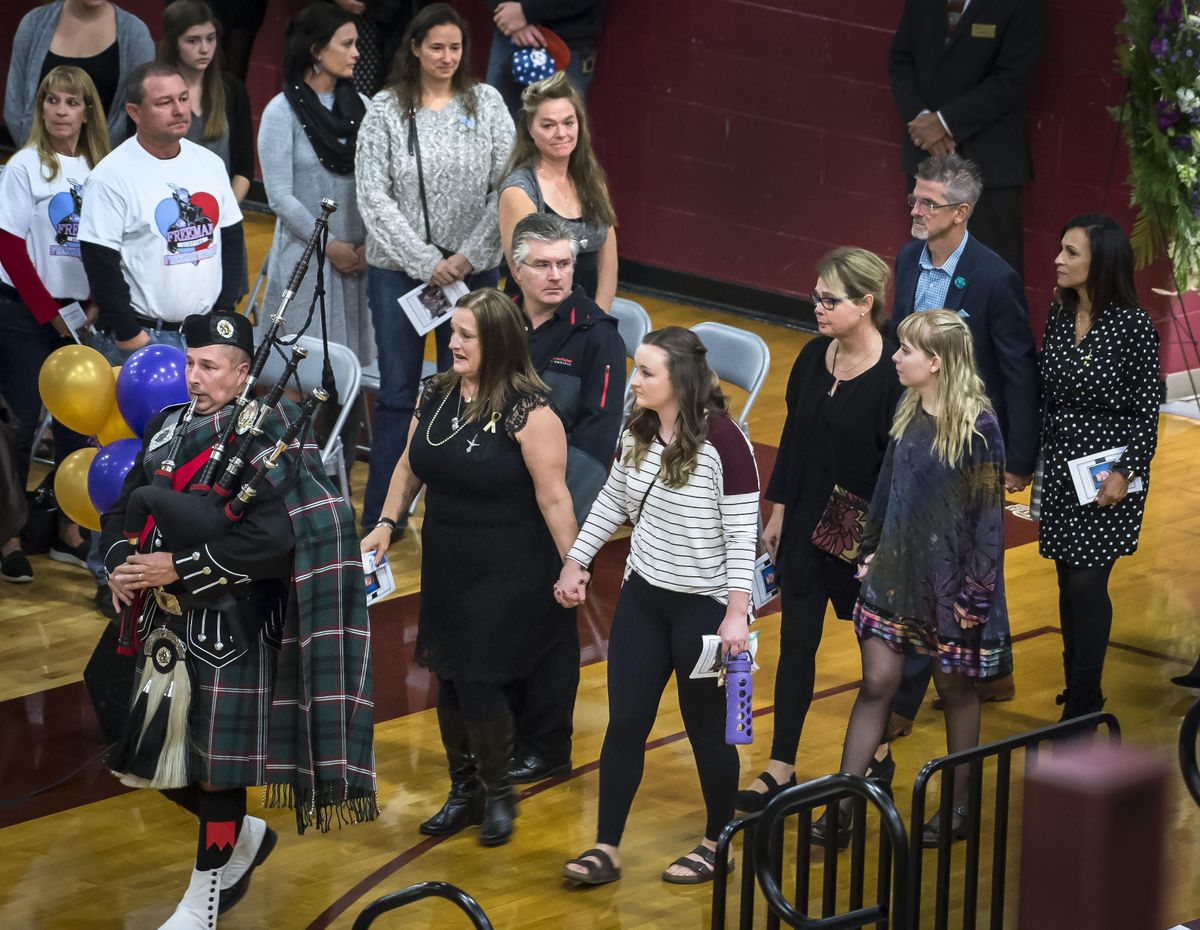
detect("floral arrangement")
[1116,0,1200,288]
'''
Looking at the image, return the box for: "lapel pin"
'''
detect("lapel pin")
[954,275,967,290]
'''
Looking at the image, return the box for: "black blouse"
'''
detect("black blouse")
[767,335,902,550]
[42,42,120,117]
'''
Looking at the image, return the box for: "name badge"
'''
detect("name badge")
[971,23,997,38]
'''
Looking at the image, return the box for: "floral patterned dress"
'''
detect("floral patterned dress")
[854,409,1012,677]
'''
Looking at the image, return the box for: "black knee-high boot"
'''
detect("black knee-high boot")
[466,716,517,847]
[419,707,484,836]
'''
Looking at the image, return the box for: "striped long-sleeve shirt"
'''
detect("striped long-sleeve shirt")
[567,413,760,603]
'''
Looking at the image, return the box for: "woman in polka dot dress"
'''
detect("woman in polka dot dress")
[1038,214,1160,719]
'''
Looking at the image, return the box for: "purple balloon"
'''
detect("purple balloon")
[88,438,142,514]
[116,344,189,436]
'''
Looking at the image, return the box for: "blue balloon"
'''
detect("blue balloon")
[88,438,142,514]
[116,344,189,436]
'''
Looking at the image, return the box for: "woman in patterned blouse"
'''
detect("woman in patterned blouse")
[815,310,1011,850]
[1039,215,1160,719]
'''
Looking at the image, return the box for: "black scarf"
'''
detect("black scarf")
[282,77,366,176]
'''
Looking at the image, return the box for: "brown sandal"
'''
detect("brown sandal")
[661,844,734,884]
[563,847,621,886]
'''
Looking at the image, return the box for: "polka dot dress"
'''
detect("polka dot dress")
[1037,302,1161,568]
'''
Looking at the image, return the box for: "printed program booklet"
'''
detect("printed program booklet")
[1066,446,1143,505]
[398,279,469,336]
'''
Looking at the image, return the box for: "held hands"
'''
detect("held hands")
[327,240,366,276]
[430,254,474,288]
[1004,471,1032,494]
[1094,471,1129,507]
[907,112,954,154]
[854,551,875,582]
[554,559,590,607]
[717,610,750,658]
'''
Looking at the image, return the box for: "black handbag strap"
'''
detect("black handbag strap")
[406,118,435,249]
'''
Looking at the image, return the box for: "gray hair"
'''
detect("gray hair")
[915,154,984,210]
[511,212,580,267]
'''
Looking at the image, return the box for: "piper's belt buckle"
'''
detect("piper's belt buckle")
[153,587,184,616]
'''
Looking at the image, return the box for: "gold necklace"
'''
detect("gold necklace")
[425,386,474,448]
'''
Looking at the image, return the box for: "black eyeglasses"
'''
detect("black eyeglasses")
[907,194,965,216]
[810,290,849,311]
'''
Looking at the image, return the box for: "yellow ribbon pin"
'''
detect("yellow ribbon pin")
[482,412,501,434]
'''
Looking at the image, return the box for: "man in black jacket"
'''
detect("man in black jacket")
[486,1,606,115]
[888,0,1046,278]
[506,212,624,782]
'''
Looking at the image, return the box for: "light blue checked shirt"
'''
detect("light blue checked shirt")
[913,232,970,313]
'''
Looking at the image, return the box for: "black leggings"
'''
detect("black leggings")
[770,584,828,764]
[596,573,739,846]
[437,676,511,724]
[1055,559,1115,679]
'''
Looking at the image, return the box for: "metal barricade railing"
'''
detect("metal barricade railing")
[907,711,1120,930]
[1179,697,1200,809]
[713,774,909,930]
[351,881,494,929]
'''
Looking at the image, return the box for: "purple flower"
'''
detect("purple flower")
[1159,101,1182,131]
[1173,134,1194,149]
[1151,35,1170,57]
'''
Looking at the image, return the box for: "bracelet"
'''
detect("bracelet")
[376,517,397,532]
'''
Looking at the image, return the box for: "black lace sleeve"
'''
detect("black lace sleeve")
[414,375,441,422]
[505,392,551,436]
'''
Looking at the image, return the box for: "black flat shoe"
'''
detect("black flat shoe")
[509,753,571,784]
[735,770,796,813]
[921,805,970,848]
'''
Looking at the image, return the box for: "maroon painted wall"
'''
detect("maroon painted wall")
[5,0,1195,374]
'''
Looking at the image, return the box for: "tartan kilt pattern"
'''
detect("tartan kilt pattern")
[187,630,278,786]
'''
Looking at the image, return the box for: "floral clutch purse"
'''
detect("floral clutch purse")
[811,484,869,563]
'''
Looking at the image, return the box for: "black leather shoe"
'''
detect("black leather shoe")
[420,707,485,836]
[809,798,854,850]
[921,805,970,848]
[466,716,518,847]
[508,753,571,784]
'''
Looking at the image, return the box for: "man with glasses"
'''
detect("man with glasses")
[888,0,1045,278]
[889,153,1038,726]
[505,211,624,784]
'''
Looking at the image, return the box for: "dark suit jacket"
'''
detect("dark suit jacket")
[888,0,1046,187]
[893,235,1039,474]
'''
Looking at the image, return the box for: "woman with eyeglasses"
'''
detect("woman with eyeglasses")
[356,3,515,536]
[736,248,902,813]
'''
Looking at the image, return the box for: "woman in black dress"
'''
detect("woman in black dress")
[361,288,578,847]
[736,247,902,813]
[1039,214,1160,718]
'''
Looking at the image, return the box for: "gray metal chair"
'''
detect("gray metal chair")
[608,296,652,412]
[689,321,770,431]
[258,333,361,500]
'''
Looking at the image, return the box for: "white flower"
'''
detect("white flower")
[1179,88,1200,112]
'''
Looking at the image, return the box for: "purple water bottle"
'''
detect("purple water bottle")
[724,651,753,745]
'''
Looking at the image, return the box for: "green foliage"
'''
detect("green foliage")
[1115,0,1200,289]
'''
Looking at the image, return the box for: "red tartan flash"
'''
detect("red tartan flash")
[205,820,236,850]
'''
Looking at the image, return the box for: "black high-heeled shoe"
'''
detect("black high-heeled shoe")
[735,770,797,813]
[809,797,854,849]
[920,805,970,848]
[865,750,896,793]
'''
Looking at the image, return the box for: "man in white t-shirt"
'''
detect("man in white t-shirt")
[79,62,245,357]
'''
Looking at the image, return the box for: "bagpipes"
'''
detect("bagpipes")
[106,204,336,789]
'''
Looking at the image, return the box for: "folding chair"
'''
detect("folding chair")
[689,321,770,432]
[258,333,361,500]
[608,296,652,413]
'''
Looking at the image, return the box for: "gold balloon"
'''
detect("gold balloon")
[38,345,117,435]
[96,395,137,445]
[55,447,101,531]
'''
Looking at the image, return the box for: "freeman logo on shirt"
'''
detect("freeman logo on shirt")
[551,356,573,367]
[47,179,83,257]
[154,183,219,265]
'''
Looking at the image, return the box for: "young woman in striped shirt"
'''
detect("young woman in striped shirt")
[556,326,760,886]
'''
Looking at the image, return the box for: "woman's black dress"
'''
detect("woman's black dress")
[408,383,567,682]
[1038,303,1160,568]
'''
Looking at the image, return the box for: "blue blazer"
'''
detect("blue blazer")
[892,235,1040,474]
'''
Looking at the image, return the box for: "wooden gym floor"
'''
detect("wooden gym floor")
[1,212,1199,927]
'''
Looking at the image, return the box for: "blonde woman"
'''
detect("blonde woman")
[499,71,617,308]
[815,309,1011,849]
[0,67,109,587]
